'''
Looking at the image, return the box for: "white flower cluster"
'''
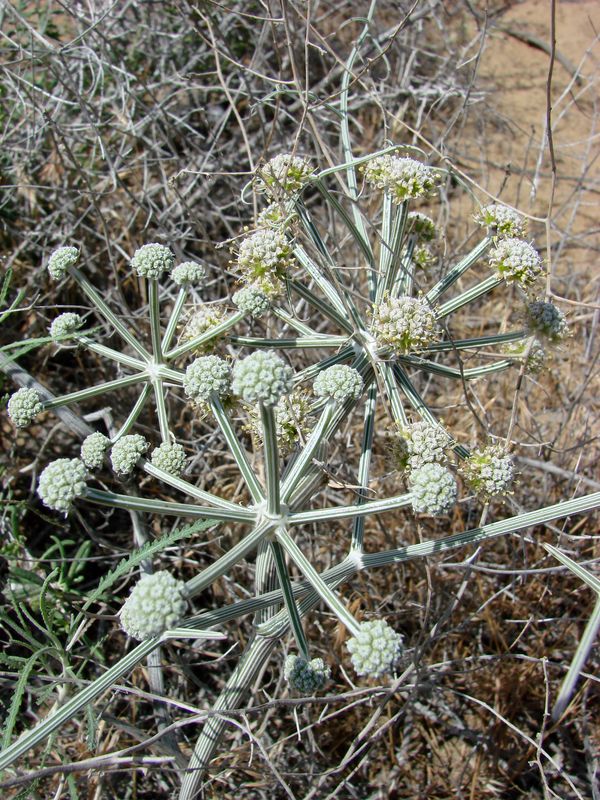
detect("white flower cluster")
[120,571,187,640]
[526,301,569,343]
[347,619,403,678]
[489,238,542,288]
[362,155,437,204]
[461,445,514,500]
[47,246,79,280]
[150,442,187,477]
[475,204,526,238]
[313,365,363,404]
[37,458,87,513]
[7,387,43,428]
[407,211,437,241]
[80,432,110,469]
[171,261,206,287]
[504,337,547,374]
[284,655,331,693]
[395,421,450,472]
[412,243,436,270]
[256,202,295,229]
[232,350,293,406]
[371,295,438,354]
[245,389,312,455]
[409,463,457,516]
[49,312,83,341]
[110,434,148,475]
[130,243,174,279]
[180,305,225,352]
[183,355,231,404]
[232,285,270,318]
[255,154,314,195]
[236,228,292,293]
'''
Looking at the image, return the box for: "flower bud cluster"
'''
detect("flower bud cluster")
[394,421,451,472]
[150,442,187,477]
[232,285,270,318]
[256,202,296,230]
[255,154,314,196]
[362,155,437,203]
[120,571,187,640]
[489,238,542,288]
[180,305,226,352]
[371,295,438,354]
[110,434,148,475]
[130,243,174,279]
[245,389,312,455]
[409,462,457,516]
[461,445,514,500]
[47,246,79,280]
[236,228,292,294]
[475,204,526,238]
[232,350,293,406]
[347,619,403,678]
[407,211,437,241]
[313,365,363,404]
[7,387,43,428]
[49,312,84,341]
[37,458,87,512]
[80,432,111,469]
[284,655,331,693]
[525,301,569,343]
[171,261,206,287]
[183,355,231,404]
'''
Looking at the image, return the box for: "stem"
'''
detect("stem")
[271,537,309,659]
[210,396,264,503]
[164,311,244,361]
[426,238,492,304]
[260,404,281,516]
[289,491,412,525]
[162,288,187,353]
[435,274,503,319]
[350,383,377,552]
[43,373,146,411]
[148,279,163,361]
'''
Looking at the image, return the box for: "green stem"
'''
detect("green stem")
[43,373,146,411]
[162,288,187,354]
[426,238,492,304]
[435,275,503,319]
[210,396,264,503]
[260,404,281,516]
[164,311,244,361]
[271,537,310,659]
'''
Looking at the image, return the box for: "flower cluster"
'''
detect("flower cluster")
[236,228,292,294]
[525,301,569,343]
[362,155,437,203]
[245,389,312,455]
[409,463,457,516]
[183,355,231,404]
[255,154,314,196]
[49,312,84,341]
[489,238,542,288]
[346,619,403,678]
[47,246,79,280]
[407,211,437,241]
[256,202,296,229]
[171,261,206,287]
[461,445,514,500]
[37,458,87,513]
[475,204,526,238]
[232,285,270,318]
[150,442,187,477]
[80,432,110,469]
[394,421,450,472]
[180,305,226,353]
[7,387,43,428]
[371,295,438,354]
[130,243,174,279]
[110,434,148,475]
[120,571,187,640]
[284,655,331,693]
[313,365,363,404]
[504,338,547,374]
[232,350,293,406]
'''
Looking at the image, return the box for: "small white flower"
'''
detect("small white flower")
[232,350,293,407]
[284,655,330,693]
[475,204,526,238]
[130,243,174,279]
[461,445,515,500]
[255,154,314,195]
[47,246,79,280]
[171,261,206,287]
[407,211,437,242]
[80,432,111,469]
[49,312,84,341]
[347,619,403,678]
[232,285,270,318]
[236,228,292,290]
[37,458,87,513]
[489,238,542,288]
[180,305,226,353]
[7,387,43,428]
[120,571,187,640]
[110,435,148,475]
[245,389,312,455]
[395,422,451,472]
[150,442,187,477]
[183,355,231,404]
[409,463,457,516]
[256,202,296,229]
[362,155,437,203]
[313,365,363,404]
[371,295,438,354]
[525,301,569,343]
